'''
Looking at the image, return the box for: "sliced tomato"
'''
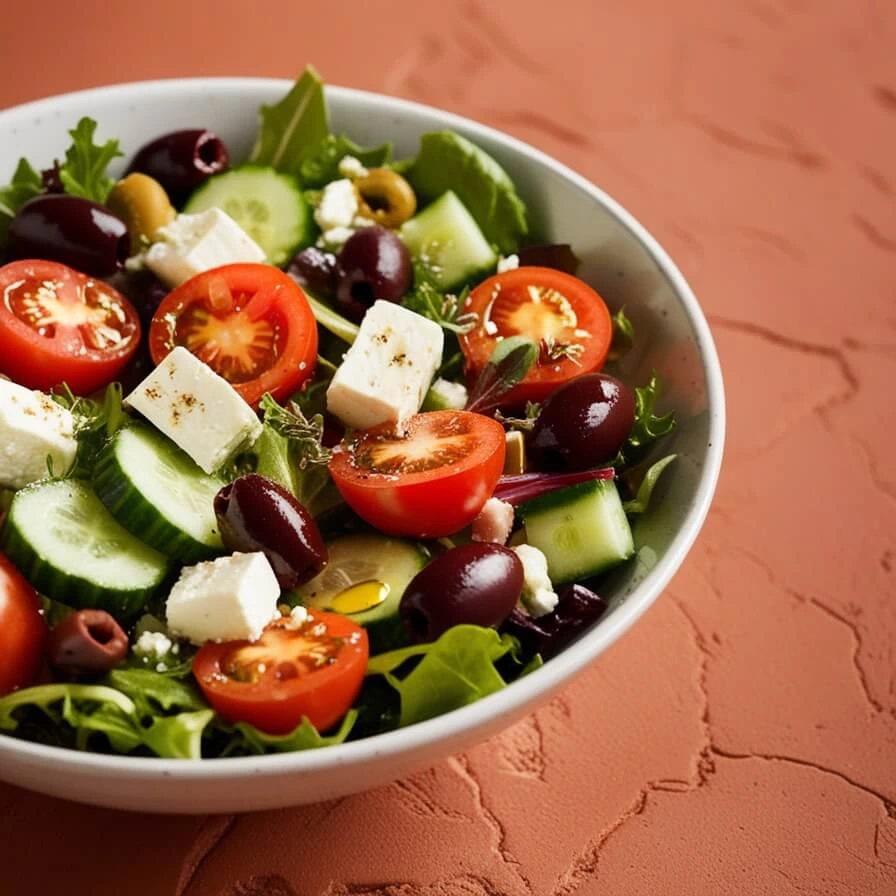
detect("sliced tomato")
[0,552,47,696]
[193,611,367,735]
[460,266,612,405]
[148,263,317,407]
[329,410,506,538]
[0,259,141,394]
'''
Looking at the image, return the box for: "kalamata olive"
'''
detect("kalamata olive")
[288,246,339,298]
[47,609,128,677]
[8,194,130,276]
[127,129,229,203]
[399,543,524,643]
[335,226,412,322]
[502,583,608,660]
[214,474,328,589]
[528,373,635,471]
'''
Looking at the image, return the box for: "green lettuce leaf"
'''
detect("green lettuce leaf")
[608,307,634,361]
[249,66,329,176]
[50,382,124,479]
[623,454,677,515]
[300,134,392,188]
[366,625,520,727]
[407,131,528,254]
[57,117,122,204]
[222,711,357,755]
[141,710,215,759]
[613,372,677,469]
[0,158,43,241]
[105,668,205,717]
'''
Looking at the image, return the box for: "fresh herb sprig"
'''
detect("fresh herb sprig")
[465,336,538,414]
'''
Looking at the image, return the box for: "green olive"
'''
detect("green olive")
[105,173,175,247]
[354,168,417,229]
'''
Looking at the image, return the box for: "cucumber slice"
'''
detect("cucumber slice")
[291,534,428,653]
[1,480,169,618]
[93,423,224,563]
[399,191,497,291]
[183,165,312,265]
[518,479,634,585]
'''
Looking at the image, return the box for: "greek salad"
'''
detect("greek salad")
[0,67,676,759]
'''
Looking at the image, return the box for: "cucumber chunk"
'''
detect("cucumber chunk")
[399,191,497,291]
[93,423,225,564]
[518,479,634,585]
[291,534,428,653]
[1,479,169,618]
[184,165,312,265]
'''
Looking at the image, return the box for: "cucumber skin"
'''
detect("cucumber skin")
[518,479,634,585]
[93,428,224,565]
[0,484,169,619]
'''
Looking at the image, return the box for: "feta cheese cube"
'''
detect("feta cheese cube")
[143,208,266,288]
[326,301,444,430]
[124,346,262,474]
[166,552,280,645]
[513,544,559,618]
[314,179,359,232]
[0,380,77,489]
[426,377,468,411]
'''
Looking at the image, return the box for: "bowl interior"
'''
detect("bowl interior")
[0,79,723,810]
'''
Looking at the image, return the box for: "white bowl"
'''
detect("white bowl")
[0,79,725,813]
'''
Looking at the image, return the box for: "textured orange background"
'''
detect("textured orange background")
[2,1,895,893]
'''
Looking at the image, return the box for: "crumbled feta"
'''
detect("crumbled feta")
[141,208,266,288]
[472,498,515,545]
[133,630,173,660]
[497,254,520,273]
[326,301,444,430]
[318,225,355,250]
[0,380,77,489]
[513,544,559,618]
[315,179,359,232]
[124,346,263,474]
[166,552,281,645]
[338,155,369,179]
[427,377,468,411]
[282,605,309,629]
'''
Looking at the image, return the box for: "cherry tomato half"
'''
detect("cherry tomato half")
[0,552,47,696]
[148,263,318,407]
[192,611,367,735]
[329,410,506,538]
[460,266,612,405]
[0,259,141,394]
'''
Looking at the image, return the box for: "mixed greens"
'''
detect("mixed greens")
[0,67,677,760]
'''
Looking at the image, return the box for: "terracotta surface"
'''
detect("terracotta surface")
[1,0,895,892]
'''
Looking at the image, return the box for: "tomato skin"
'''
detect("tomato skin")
[193,612,367,735]
[328,411,506,538]
[0,553,48,696]
[0,260,141,394]
[460,266,612,406]
[148,263,318,407]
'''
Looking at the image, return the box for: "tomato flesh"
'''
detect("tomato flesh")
[0,260,141,394]
[329,410,506,538]
[460,266,612,405]
[193,611,367,735]
[149,264,318,406]
[0,553,48,696]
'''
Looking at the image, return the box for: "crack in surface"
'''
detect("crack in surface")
[448,754,533,894]
[391,774,470,820]
[175,814,236,896]
[684,114,825,168]
[853,214,896,253]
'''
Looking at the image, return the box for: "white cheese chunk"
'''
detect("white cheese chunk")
[0,380,77,489]
[426,377,468,411]
[338,155,368,179]
[513,544,559,618]
[326,301,444,430]
[497,253,520,273]
[143,208,266,288]
[472,497,515,545]
[133,630,173,661]
[124,346,262,474]
[314,179,359,232]
[166,552,280,645]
